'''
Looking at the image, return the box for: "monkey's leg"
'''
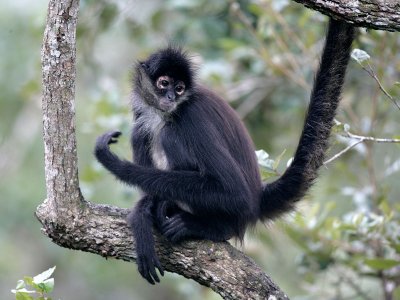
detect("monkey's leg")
[155,202,236,243]
[127,195,164,284]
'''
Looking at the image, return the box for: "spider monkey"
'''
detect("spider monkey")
[95,18,355,284]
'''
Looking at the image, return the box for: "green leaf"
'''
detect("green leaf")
[23,277,33,286]
[259,168,278,180]
[33,266,56,284]
[15,292,35,300]
[364,258,400,270]
[11,288,35,294]
[351,49,370,64]
[40,279,54,293]
[273,149,286,170]
[15,280,25,290]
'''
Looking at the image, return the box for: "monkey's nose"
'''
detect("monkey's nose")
[166,92,175,101]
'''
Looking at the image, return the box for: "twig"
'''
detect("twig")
[324,139,364,165]
[324,126,400,165]
[344,131,400,144]
[362,63,400,111]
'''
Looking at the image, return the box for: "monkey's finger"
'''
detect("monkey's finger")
[171,228,190,243]
[138,258,155,285]
[110,130,122,138]
[154,257,164,276]
[148,262,160,283]
[108,138,119,144]
[163,215,184,229]
[107,131,122,144]
[158,201,169,220]
[163,223,182,238]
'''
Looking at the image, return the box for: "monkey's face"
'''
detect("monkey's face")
[136,47,194,114]
[154,75,186,113]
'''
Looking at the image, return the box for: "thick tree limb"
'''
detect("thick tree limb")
[37,0,289,298]
[36,201,289,299]
[292,0,400,32]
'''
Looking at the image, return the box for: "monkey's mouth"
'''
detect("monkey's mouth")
[159,100,177,113]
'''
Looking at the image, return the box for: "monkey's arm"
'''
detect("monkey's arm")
[260,18,355,219]
[95,131,250,217]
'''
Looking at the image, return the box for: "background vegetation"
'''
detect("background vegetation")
[1,0,399,299]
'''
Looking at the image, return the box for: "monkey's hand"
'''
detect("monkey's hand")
[136,243,164,285]
[160,213,193,243]
[94,131,122,170]
[95,130,122,150]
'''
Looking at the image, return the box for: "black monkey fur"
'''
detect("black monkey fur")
[95,18,355,284]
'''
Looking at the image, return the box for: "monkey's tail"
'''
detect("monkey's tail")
[259,18,355,220]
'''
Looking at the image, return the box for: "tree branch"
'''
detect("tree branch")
[36,201,289,299]
[324,125,400,165]
[292,0,400,32]
[37,0,289,298]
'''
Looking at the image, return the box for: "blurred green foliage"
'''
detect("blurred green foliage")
[12,267,56,300]
[1,0,400,299]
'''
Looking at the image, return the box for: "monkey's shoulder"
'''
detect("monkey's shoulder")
[178,86,237,121]
[133,106,165,137]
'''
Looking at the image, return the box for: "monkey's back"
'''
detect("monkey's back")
[173,85,263,218]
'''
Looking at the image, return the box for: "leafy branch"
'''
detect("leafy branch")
[351,49,400,111]
[11,267,56,300]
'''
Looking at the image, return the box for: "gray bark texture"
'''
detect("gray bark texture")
[293,0,400,31]
[37,0,398,299]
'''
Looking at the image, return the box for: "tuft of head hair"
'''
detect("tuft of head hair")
[141,46,195,89]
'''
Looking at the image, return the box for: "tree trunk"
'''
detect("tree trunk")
[37,0,398,299]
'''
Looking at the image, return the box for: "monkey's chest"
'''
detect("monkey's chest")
[151,133,169,170]
[145,115,169,170]
[135,108,170,170]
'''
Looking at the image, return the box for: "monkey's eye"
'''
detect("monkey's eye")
[157,76,172,89]
[175,82,185,95]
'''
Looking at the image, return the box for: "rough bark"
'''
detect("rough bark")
[36,202,289,299]
[293,0,400,32]
[37,0,398,299]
